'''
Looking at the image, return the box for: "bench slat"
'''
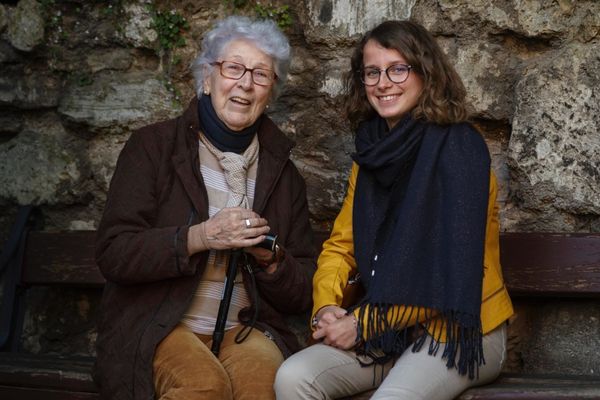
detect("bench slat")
[346,374,600,400]
[21,231,104,287]
[0,386,99,400]
[19,231,600,297]
[0,353,96,393]
[500,233,600,297]
[458,373,600,399]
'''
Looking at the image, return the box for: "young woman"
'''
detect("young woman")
[275,20,513,400]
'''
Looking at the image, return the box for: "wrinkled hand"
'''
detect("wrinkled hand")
[312,307,359,350]
[205,207,269,249]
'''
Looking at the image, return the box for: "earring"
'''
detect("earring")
[203,89,209,95]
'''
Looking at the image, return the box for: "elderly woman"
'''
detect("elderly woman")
[94,16,315,400]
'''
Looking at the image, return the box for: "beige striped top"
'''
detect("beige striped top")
[180,135,258,335]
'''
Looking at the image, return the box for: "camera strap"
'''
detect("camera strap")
[235,254,259,344]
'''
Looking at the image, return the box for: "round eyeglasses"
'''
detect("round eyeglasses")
[211,61,277,86]
[361,64,412,86]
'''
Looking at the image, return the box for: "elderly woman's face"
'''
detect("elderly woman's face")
[204,39,274,131]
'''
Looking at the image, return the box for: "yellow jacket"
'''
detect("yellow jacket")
[313,162,514,339]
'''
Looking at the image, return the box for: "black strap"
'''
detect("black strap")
[0,205,33,276]
[234,257,259,345]
[0,205,34,349]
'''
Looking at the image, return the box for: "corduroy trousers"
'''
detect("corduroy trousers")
[153,323,283,400]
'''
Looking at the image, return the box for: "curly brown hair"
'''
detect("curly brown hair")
[344,20,469,126]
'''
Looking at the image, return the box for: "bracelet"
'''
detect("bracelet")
[349,314,357,327]
[347,313,362,346]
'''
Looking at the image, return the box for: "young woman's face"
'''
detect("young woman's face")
[362,39,424,129]
[204,39,274,131]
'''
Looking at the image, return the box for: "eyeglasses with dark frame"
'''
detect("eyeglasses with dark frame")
[211,61,277,86]
[361,64,412,86]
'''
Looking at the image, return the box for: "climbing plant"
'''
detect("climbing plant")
[151,7,190,51]
[147,3,190,105]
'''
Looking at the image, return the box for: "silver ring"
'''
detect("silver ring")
[245,218,251,228]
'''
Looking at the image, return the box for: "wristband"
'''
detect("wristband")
[274,244,285,263]
[257,244,285,267]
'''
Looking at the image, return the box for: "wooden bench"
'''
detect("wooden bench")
[1,228,599,399]
[0,230,102,400]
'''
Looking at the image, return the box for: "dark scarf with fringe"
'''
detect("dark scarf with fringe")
[351,114,490,379]
[197,94,262,154]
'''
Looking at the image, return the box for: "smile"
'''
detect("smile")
[231,96,251,105]
[378,94,401,101]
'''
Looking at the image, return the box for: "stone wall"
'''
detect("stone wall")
[0,0,598,377]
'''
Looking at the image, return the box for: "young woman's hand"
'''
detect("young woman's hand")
[312,312,359,350]
[314,305,346,327]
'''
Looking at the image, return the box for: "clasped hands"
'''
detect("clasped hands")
[312,305,360,350]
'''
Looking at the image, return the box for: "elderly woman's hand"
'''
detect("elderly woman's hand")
[188,207,269,254]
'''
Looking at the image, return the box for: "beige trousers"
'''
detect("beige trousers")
[274,323,507,400]
[153,323,284,400]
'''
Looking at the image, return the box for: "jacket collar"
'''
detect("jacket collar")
[173,97,295,217]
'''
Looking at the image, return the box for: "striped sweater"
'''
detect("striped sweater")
[180,135,258,335]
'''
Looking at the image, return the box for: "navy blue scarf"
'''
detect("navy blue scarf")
[197,94,262,154]
[351,114,490,378]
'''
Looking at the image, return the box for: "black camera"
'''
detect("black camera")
[254,234,278,252]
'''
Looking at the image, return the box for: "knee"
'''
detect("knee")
[202,367,233,399]
[274,356,314,398]
[274,360,297,391]
[159,382,233,400]
[156,359,233,400]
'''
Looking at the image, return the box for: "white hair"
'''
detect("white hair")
[191,16,291,99]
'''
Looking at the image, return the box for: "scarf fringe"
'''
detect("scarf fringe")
[356,303,484,379]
